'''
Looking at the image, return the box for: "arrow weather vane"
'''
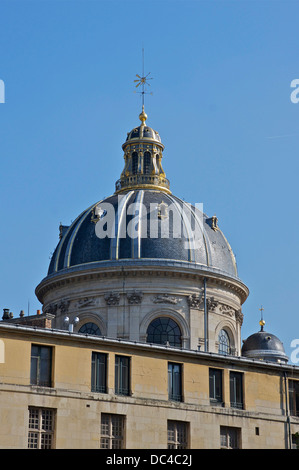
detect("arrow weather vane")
[134,48,153,107]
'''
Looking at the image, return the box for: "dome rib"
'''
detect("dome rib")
[48,189,239,280]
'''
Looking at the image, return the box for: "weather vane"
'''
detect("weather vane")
[134,48,153,107]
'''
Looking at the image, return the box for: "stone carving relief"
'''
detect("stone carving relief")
[219,303,235,317]
[187,293,203,309]
[77,297,97,309]
[104,292,120,306]
[206,297,218,311]
[45,303,58,315]
[235,309,244,325]
[153,294,181,305]
[127,291,143,305]
[58,300,70,314]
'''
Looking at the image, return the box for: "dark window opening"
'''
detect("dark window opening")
[146,317,182,347]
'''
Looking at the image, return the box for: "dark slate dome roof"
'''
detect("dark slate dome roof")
[123,106,163,147]
[125,124,162,146]
[242,325,288,363]
[48,189,238,278]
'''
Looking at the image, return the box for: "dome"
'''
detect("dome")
[46,107,240,283]
[36,105,249,353]
[125,124,162,146]
[124,106,162,146]
[47,189,238,278]
[242,322,288,363]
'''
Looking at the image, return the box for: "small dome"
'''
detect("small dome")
[242,323,288,363]
[124,124,162,146]
[123,105,163,148]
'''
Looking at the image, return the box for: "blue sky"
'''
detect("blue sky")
[0,0,298,361]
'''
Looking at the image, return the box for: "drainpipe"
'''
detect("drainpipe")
[284,371,291,449]
[204,277,208,352]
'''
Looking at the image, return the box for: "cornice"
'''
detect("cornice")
[0,322,296,375]
[35,259,249,304]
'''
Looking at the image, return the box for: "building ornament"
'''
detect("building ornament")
[77,297,97,309]
[58,300,70,314]
[219,303,235,317]
[45,303,58,315]
[187,293,203,309]
[235,309,244,325]
[91,205,107,224]
[153,294,180,305]
[206,297,218,311]
[104,292,120,306]
[127,291,143,304]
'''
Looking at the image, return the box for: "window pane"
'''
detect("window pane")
[100,414,124,449]
[92,352,107,393]
[28,407,55,449]
[30,356,39,385]
[230,372,243,409]
[168,421,188,449]
[218,329,230,355]
[39,347,52,387]
[115,356,130,396]
[30,345,52,387]
[144,151,151,174]
[132,152,138,175]
[168,363,182,401]
[220,426,240,449]
[28,432,38,449]
[147,317,182,347]
[209,369,222,403]
[79,322,102,336]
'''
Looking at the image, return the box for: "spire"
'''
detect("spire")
[134,48,153,109]
[114,56,170,194]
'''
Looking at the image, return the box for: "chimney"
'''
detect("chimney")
[2,308,10,320]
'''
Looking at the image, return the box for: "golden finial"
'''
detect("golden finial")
[139,105,147,124]
[259,305,265,330]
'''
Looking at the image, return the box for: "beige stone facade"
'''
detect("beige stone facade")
[0,321,298,449]
[36,262,248,356]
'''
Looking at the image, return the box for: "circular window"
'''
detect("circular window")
[78,322,102,336]
[146,317,182,347]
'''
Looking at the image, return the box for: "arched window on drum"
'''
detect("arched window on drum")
[78,322,102,336]
[146,317,182,347]
[218,329,230,355]
[132,152,138,175]
[143,151,151,175]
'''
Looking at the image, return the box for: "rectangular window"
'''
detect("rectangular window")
[100,413,125,449]
[28,407,55,449]
[91,352,107,393]
[289,380,299,417]
[230,371,243,409]
[168,362,182,402]
[115,355,130,396]
[167,420,188,449]
[220,426,240,449]
[209,368,223,405]
[30,345,53,387]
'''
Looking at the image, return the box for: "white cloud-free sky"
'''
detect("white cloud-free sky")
[0,0,298,361]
